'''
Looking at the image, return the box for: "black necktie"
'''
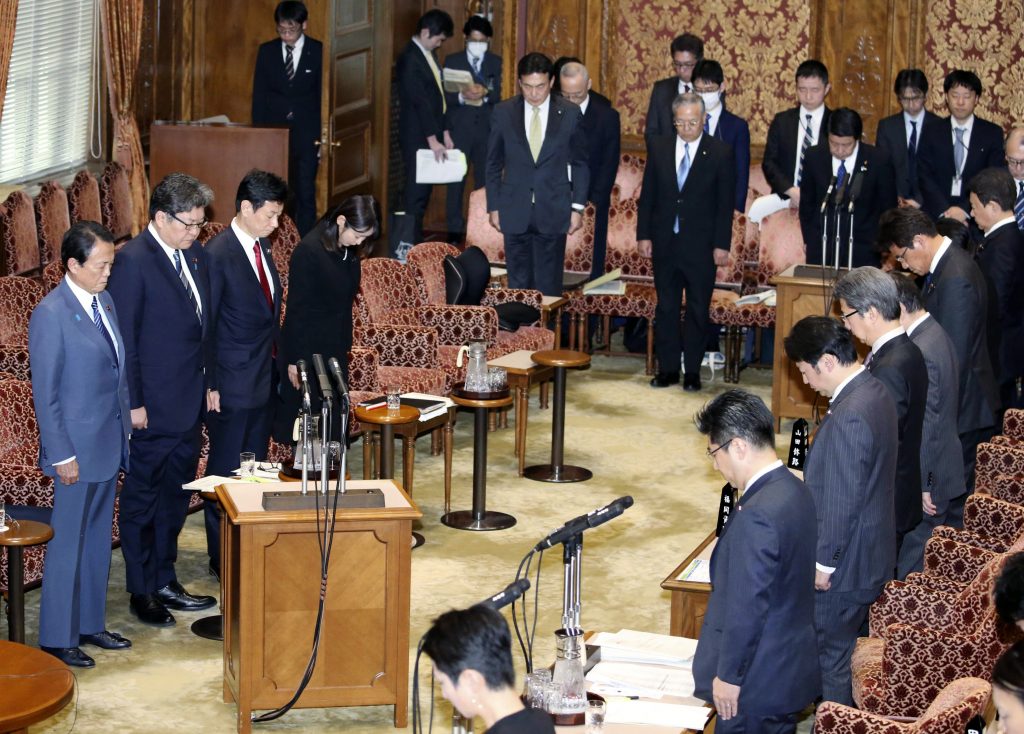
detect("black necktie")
[285,44,295,81]
[908,120,918,186]
[173,249,202,324]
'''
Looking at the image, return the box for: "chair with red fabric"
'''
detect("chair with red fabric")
[67,170,103,225]
[33,181,71,268]
[0,190,42,277]
[975,441,1024,499]
[1004,409,1024,441]
[815,677,990,734]
[269,213,301,326]
[0,276,45,382]
[196,221,227,246]
[98,162,134,244]
[612,153,645,205]
[930,492,1024,554]
[41,261,64,293]
[902,534,999,595]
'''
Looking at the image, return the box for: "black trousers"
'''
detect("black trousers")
[653,241,715,376]
[503,205,566,297]
[714,711,799,734]
[588,198,611,281]
[402,144,435,244]
[289,133,319,237]
[445,124,489,235]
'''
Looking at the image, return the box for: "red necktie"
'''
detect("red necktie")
[253,242,273,310]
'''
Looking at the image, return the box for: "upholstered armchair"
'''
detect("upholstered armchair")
[902,535,998,595]
[0,276,45,382]
[852,552,1021,717]
[98,162,134,243]
[1005,409,1024,441]
[33,180,71,267]
[196,221,227,245]
[67,169,103,225]
[0,190,41,277]
[816,677,990,734]
[976,441,1024,496]
[269,213,301,302]
[931,493,1024,553]
[41,261,63,293]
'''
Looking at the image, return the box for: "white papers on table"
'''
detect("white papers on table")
[605,700,711,730]
[586,661,695,699]
[415,148,468,183]
[183,475,232,491]
[403,392,455,422]
[589,629,699,667]
[747,193,790,223]
[675,558,711,584]
[735,289,777,307]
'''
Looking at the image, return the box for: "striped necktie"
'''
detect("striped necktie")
[173,249,202,323]
[953,128,966,179]
[285,45,295,81]
[796,113,813,185]
[673,143,691,234]
[1015,180,1024,231]
[92,296,116,357]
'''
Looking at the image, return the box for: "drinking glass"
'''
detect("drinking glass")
[586,699,606,731]
[385,386,401,413]
[0,498,7,531]
[239,452,256,478]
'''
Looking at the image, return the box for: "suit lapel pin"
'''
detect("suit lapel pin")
[74,313,81,321]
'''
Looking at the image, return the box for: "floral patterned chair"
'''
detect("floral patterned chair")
[0,190,41,277]
[67,169,103,225]
[1004,409,1024,441]
[930,492,1024,553]
[41,260,64,293]
[902,534,999,595]
[975,441,1024,498]
[269,212,301,302]
[98,162,134,243]
[196,221,227,245]
[851,552,1021,717]
[33,180,71,267]
[0,276,45,382]
[816,677,990,734]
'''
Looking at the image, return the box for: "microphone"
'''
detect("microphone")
[327,356,350,400]
[312,353,335,404]
[846,160,868,212]
[819,174,837,214]
[478,579,531,610]
[534,496,634,551]
[296,359,312,413]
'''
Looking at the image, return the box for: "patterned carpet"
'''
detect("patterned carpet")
[18,354,787,733]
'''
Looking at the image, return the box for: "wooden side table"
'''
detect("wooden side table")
[523,349,592,483]
[487,350,555,476]
[1,519,53,643]
[540,295,568,347]
[661,531,716,638]
[0,640,74,733]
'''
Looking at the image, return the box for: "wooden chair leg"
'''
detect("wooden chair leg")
[402,435,415,496]
[568,312,578,350]
[372,433,381,480]
[431,426,442,455]
[444,419,454,515]
[645,321,655,375]
[540,381,549,409]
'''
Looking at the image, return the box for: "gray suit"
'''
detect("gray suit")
[898,314,965,577]
[29,280,131,648]
[805,369,897,705]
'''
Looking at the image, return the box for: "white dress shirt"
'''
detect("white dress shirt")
[870,325,905,357]
[793,105,826,179]
[928,236,953,276]
[903,110,925,147]
[706,104,723,136]
[523,94,551,140]
[675,133,702,172]
[230,219,275,298]
[831,143,860,178]
[905,311,930,336]
[281,33,305,69]
[740,459,784,498]
[149,223,203,318]
[984,215,1017,238]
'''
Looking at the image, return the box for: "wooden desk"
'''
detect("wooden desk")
[661,531,716,639]
[0,519,53,643]
[0,640,74,733]
[217,480,421,732]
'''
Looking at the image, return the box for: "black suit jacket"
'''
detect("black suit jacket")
[644,76,683,139]
[443,50,502,146]
[798,142,897,267]
[923,243,1000,432]
[874,111,941,203]
[692,465,820,715]
[204,227,283,410]
[636,134,735,266]
[763,106,831,197]
[396,40,448,154]
[976,222,1024,385]
[714,109,751,212]
[580,91,621,206]
[866,334,927,535]
[251,36,322,159]
[485,95,589,235]
[916,115,1005,219]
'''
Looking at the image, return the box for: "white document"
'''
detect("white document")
[674,558,711,583]
[747,193,790,223]
[735,289,777,307]
[416,148,468,184]
[590,629,699,666]
[605,700,711,729]
[442,67,474,93]
[586,661,696,699]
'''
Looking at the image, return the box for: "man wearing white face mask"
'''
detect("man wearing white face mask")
[692,59,750,213]
[443,15,503,240]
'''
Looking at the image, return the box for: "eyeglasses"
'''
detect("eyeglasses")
[167,212,208,231]
[897,94,925,103]
[673,119,702,129]
[895,246,911,263]
[840,308,859,321]
[1006,156,1024,169]
[706,439,733,459]
[672,61,697,69]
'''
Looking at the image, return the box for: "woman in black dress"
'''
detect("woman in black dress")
[272,194,379,443]
[422,605,555,733]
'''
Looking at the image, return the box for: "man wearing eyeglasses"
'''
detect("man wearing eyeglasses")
[784,315,898,706]
[107,173,217,628]
[643,33,703,140]
[1005,127,1024,232]
[875,69,941,211]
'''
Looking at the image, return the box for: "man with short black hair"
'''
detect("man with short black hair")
[799,108,896,267]
[784,315,898,706]
[691,59,750,213]
[644,33,704,139]
[692,389,819,733]
[875,69,941,210]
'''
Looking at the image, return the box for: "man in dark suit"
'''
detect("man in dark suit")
[558,61,621,280]
[396,9,454,244]
[637,92,735,392]
[969,167,1024,410]
[203,170,286,577]
[915,69,1004,223]
[1006,127,1024,232]
[29,222,132,668]
[692,59,750,213]
[107,173,217,627]
[692,390,819,733]
[643,33,703,140]
[879,207,1000,512]
[784,316,898,706]
[800,108,897,268]
[251,1,322,236]
[834,267,926,549]
[485,52,589,296]
[762,60,831,209]
[875,69,941,210]
[442,16,501,241]
[892,274,966,576]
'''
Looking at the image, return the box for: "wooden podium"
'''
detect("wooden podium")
[661,531,715,639]
[217,480,421,733]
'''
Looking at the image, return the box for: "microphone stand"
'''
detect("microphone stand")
[561,533,583,630]
[319,394,331,496]
[846,197,857,271]
[832,188,844,273]
[300,409,312,497]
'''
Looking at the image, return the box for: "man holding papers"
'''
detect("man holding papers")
[693,390,820,732]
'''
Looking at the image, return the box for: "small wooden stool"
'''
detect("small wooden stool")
[0,640,74,733]
[1,519,53,643]
[523,349,592,483]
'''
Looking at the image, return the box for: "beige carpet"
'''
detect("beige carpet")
[18,355,794,733]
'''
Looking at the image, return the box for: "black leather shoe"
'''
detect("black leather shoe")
[649,372,680,388]
[683,373,702,392]
[41,646,95,668]
[155,580,216,611]
[80,630,132,650]
[130,593,175,627]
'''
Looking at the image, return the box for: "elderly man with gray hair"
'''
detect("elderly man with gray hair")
[833,266,927,565]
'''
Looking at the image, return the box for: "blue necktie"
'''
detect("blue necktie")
[674,143,691,234]
[1015,180,1024,231]
[953,128,966,179]
[173,249,202,323]
[836,160,847,189]
[92,296,116,357]
[703,114,710,135]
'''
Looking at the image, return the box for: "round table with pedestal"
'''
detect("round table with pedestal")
[0,640,74,733]
[523,349,593,483]
[0,519,54,643]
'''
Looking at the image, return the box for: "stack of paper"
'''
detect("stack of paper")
[588,629,699,667]
[675,558,711,584]
[586,661,695,699]
[582,267,625,295]
[605,700,710,730]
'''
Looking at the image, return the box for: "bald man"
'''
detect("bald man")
[1006,127,1024,232]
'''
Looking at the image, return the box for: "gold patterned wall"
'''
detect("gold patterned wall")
[923,0,1024,127]
[605,0,811,147]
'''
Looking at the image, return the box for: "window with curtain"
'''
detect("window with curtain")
[0,0,99,184]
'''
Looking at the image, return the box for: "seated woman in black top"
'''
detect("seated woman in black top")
[422,605,555,734]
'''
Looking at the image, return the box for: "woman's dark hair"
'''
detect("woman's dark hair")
[318,195,379,253]
[422,605,516,690]
[993,640,1024,701]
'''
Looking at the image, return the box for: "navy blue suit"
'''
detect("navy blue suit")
[693,464,820,726]
[107,228,209,595]
[202,225,282,568]
[916,115,1005,220]
[976,222,1024,404]
[713,109,751,213]
[874,111,941,204]
[29,280,131,647]
[580,91,621,279]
